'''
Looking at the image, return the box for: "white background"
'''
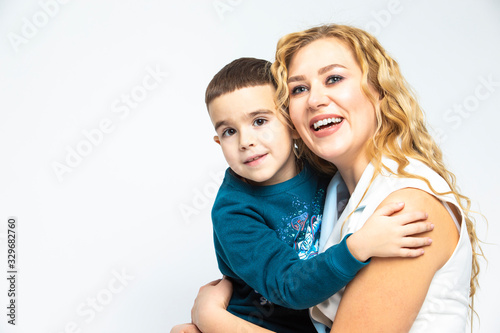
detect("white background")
[1,0,499,332]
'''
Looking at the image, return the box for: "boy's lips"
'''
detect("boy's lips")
[244,153,267,166]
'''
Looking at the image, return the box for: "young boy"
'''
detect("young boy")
[177,58,431,333]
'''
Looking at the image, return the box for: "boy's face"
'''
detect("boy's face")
[208,84,299,186]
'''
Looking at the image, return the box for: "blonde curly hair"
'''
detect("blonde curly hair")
[271,23,482,318]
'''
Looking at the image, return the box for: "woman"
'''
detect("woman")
[174,24,481,333]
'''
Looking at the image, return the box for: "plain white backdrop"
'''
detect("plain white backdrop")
[1,0,499,332]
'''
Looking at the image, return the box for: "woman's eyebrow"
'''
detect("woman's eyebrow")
[318,64,346,75]
[288,75,306,83]
[288,64,346,83]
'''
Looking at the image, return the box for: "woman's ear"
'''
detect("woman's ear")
[291,129,300,140]
[213,136,220,145]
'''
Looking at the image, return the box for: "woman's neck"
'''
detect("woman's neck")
[336,156,371,195]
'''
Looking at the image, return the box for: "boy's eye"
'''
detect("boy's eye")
[290,85,308,95]
[253,118,267,126]
[326,75,343,84]
[222,128,236,137]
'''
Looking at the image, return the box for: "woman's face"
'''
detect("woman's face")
[287,37,378,172]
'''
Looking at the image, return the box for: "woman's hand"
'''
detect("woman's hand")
[191,277,233,331]
[169,278,231,333]
[188,277,274,333]
[170,323,201,333]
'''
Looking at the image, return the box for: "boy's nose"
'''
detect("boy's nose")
[239,131,256,150]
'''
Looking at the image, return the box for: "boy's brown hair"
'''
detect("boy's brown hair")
[205,57,277,107]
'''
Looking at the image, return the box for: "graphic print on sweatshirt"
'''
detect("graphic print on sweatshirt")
[277,188,326,260]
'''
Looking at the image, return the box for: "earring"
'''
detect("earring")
[293,140,300,159]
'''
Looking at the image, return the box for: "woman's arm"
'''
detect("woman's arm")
[191,278,275,333]
[330,188,459,332]
[170,323,201,333]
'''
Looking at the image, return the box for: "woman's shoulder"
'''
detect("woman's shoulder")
[374,156,454,199]
[373,155,465,268]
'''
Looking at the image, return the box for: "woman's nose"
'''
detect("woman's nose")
[307,84,329,111]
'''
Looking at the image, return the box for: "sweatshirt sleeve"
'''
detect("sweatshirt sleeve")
[213,198,368,310]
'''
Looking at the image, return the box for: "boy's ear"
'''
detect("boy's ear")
[213,136,220,145]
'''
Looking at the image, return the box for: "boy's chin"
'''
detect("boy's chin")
[243,173,273,186]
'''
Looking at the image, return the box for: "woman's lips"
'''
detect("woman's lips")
[312,117,343,130]
[309,114,344,137]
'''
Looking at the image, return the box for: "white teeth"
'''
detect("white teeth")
[313,117,342,130]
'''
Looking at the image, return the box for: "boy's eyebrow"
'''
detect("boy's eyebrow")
[248,109,274,117]
[213,109,275,131]
[214,120,228,131]
[287,64,346,83]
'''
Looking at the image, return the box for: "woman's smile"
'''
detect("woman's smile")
[309,114,344,138]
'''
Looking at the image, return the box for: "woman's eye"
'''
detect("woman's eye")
[253,118,267,126]
[290,85,308,95]
[222,128,236,137]
[326,75,343,84]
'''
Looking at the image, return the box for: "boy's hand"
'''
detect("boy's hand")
[347,202,433,262]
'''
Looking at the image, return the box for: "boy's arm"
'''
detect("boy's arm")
[214,201,366,310]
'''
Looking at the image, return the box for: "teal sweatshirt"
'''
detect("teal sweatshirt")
[212,164,367,332]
